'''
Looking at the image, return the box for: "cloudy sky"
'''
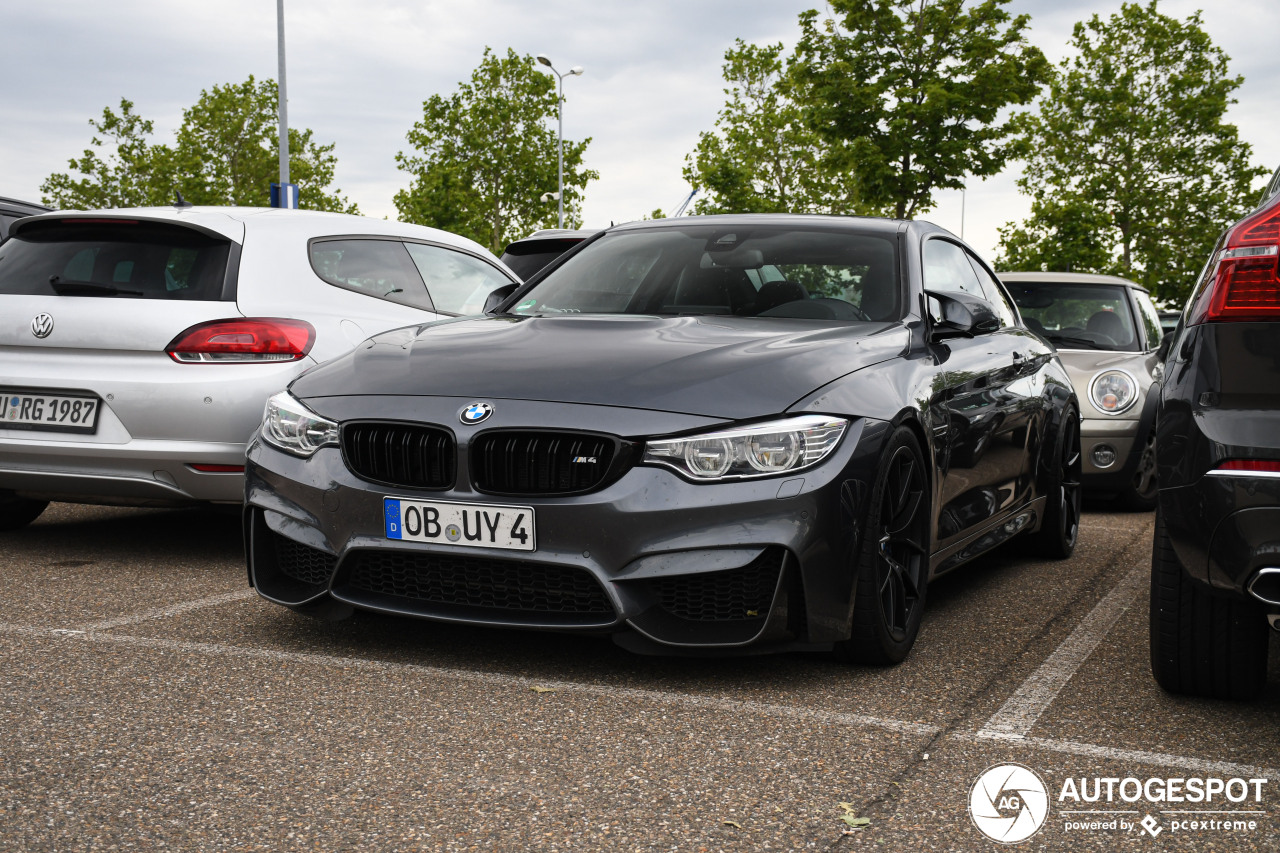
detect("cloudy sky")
[3,0,1277,261]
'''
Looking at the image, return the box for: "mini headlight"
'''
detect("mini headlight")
[643,415,849,481]
[1089,370,1138,415]
[262,391,340,457]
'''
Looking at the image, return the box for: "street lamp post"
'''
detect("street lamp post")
[536,54,583,229]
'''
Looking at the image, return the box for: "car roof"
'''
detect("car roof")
[10,206,494,256]
[607,212,909,237]
[998,270,1146,291]
[0,196,53,214]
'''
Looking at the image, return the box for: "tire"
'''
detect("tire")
[1118,426,1157,511]
[836,426,930,665]
[1026,404,1082,559]
[0,495,48,531]
[1149,508,1268,700]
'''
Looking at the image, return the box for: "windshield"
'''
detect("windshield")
[1006,282,1140,352]
[505,224,901,322]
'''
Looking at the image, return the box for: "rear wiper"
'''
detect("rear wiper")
[48,275,144,297]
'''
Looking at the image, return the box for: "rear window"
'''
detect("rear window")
[0,220,232,300]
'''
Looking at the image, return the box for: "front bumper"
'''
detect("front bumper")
[244,410,888,649]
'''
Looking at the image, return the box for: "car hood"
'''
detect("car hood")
[292,314,910,420]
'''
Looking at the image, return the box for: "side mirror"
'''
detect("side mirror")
[483,282,519,314]
[1155,334,1174,363]
[925,290,1001,340]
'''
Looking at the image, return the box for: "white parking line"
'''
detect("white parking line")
[974,730,1280,780]
[2,616,1273,779]
[0,622,940,738]
[979,560,1148,738]
[78,588,257,632]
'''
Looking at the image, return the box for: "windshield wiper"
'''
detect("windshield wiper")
[49,275,144,297]
[1046,333,1108,350]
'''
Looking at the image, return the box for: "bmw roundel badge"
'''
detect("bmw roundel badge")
[460,401,494,425]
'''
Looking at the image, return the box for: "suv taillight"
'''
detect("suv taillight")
[1191,200,1280,324]
[166,318,315,363]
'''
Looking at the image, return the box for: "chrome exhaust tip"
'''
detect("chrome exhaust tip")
[1246,568,1280,606]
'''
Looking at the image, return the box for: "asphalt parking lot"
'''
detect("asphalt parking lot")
[1,503,1277,851]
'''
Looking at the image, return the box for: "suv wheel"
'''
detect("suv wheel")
[1149,508,1269,700]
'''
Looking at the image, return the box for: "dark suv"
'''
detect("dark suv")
[1150,168,1280,699]
[0,196,52,241]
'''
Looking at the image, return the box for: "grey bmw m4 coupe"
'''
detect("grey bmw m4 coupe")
[245,215,1080,663]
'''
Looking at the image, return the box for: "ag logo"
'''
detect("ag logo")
[459,401,494,425]
[31,313,54,339]
[969,763,1049,844]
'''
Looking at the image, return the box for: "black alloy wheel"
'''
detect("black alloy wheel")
[1120,427,1158,511]
[1027,405,1082,558]
[838,427,929,665]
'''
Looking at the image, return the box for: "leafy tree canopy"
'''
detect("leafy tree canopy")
[997,0,1266,303]
[792,0,1048,220]
[684,39,877,216]
[42,77,357,213]
[395,47,597,253]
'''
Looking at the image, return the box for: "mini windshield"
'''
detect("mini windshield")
[505,225,901,322]
[1007,282,1140,352]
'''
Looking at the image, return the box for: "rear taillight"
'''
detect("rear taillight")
[166,318,315,363]
[187,464,245,473]
[1191,202,1280,324]
[1217,459,1280,473]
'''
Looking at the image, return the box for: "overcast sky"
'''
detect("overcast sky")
[3,0,1277,261]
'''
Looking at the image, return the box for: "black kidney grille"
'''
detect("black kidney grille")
[472,431,614,494]
[274,533,337,586]
[343,422,454,489]
[653,549,784,621]
[344,551,614,616]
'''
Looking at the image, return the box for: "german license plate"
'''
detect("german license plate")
[0,390,100,434]
[384,498,535,551]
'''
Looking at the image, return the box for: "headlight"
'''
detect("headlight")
[261,391,340,457]
[1089,370,1138,415]
[643,415,849,481]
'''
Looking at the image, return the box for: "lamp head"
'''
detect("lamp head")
[536,54,553,68]
[569,66,584,76]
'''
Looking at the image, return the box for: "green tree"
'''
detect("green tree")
[395,47,597,253]
[174,77,356,212]
[40,99,177,208]
[999,1,1266,301]
[684,40,874,216]
[42,77,357,213]
[994,195,1114,272]
[792,0,1048,219]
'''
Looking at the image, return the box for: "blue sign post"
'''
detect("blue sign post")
[270,183,299,209]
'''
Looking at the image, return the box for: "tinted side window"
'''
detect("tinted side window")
[404,243,515,315]
[310,239,435,312]
[0,220,231,300]
[966,254,1017,328]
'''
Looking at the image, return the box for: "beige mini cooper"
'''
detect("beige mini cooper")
[1001,271,1164,510]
